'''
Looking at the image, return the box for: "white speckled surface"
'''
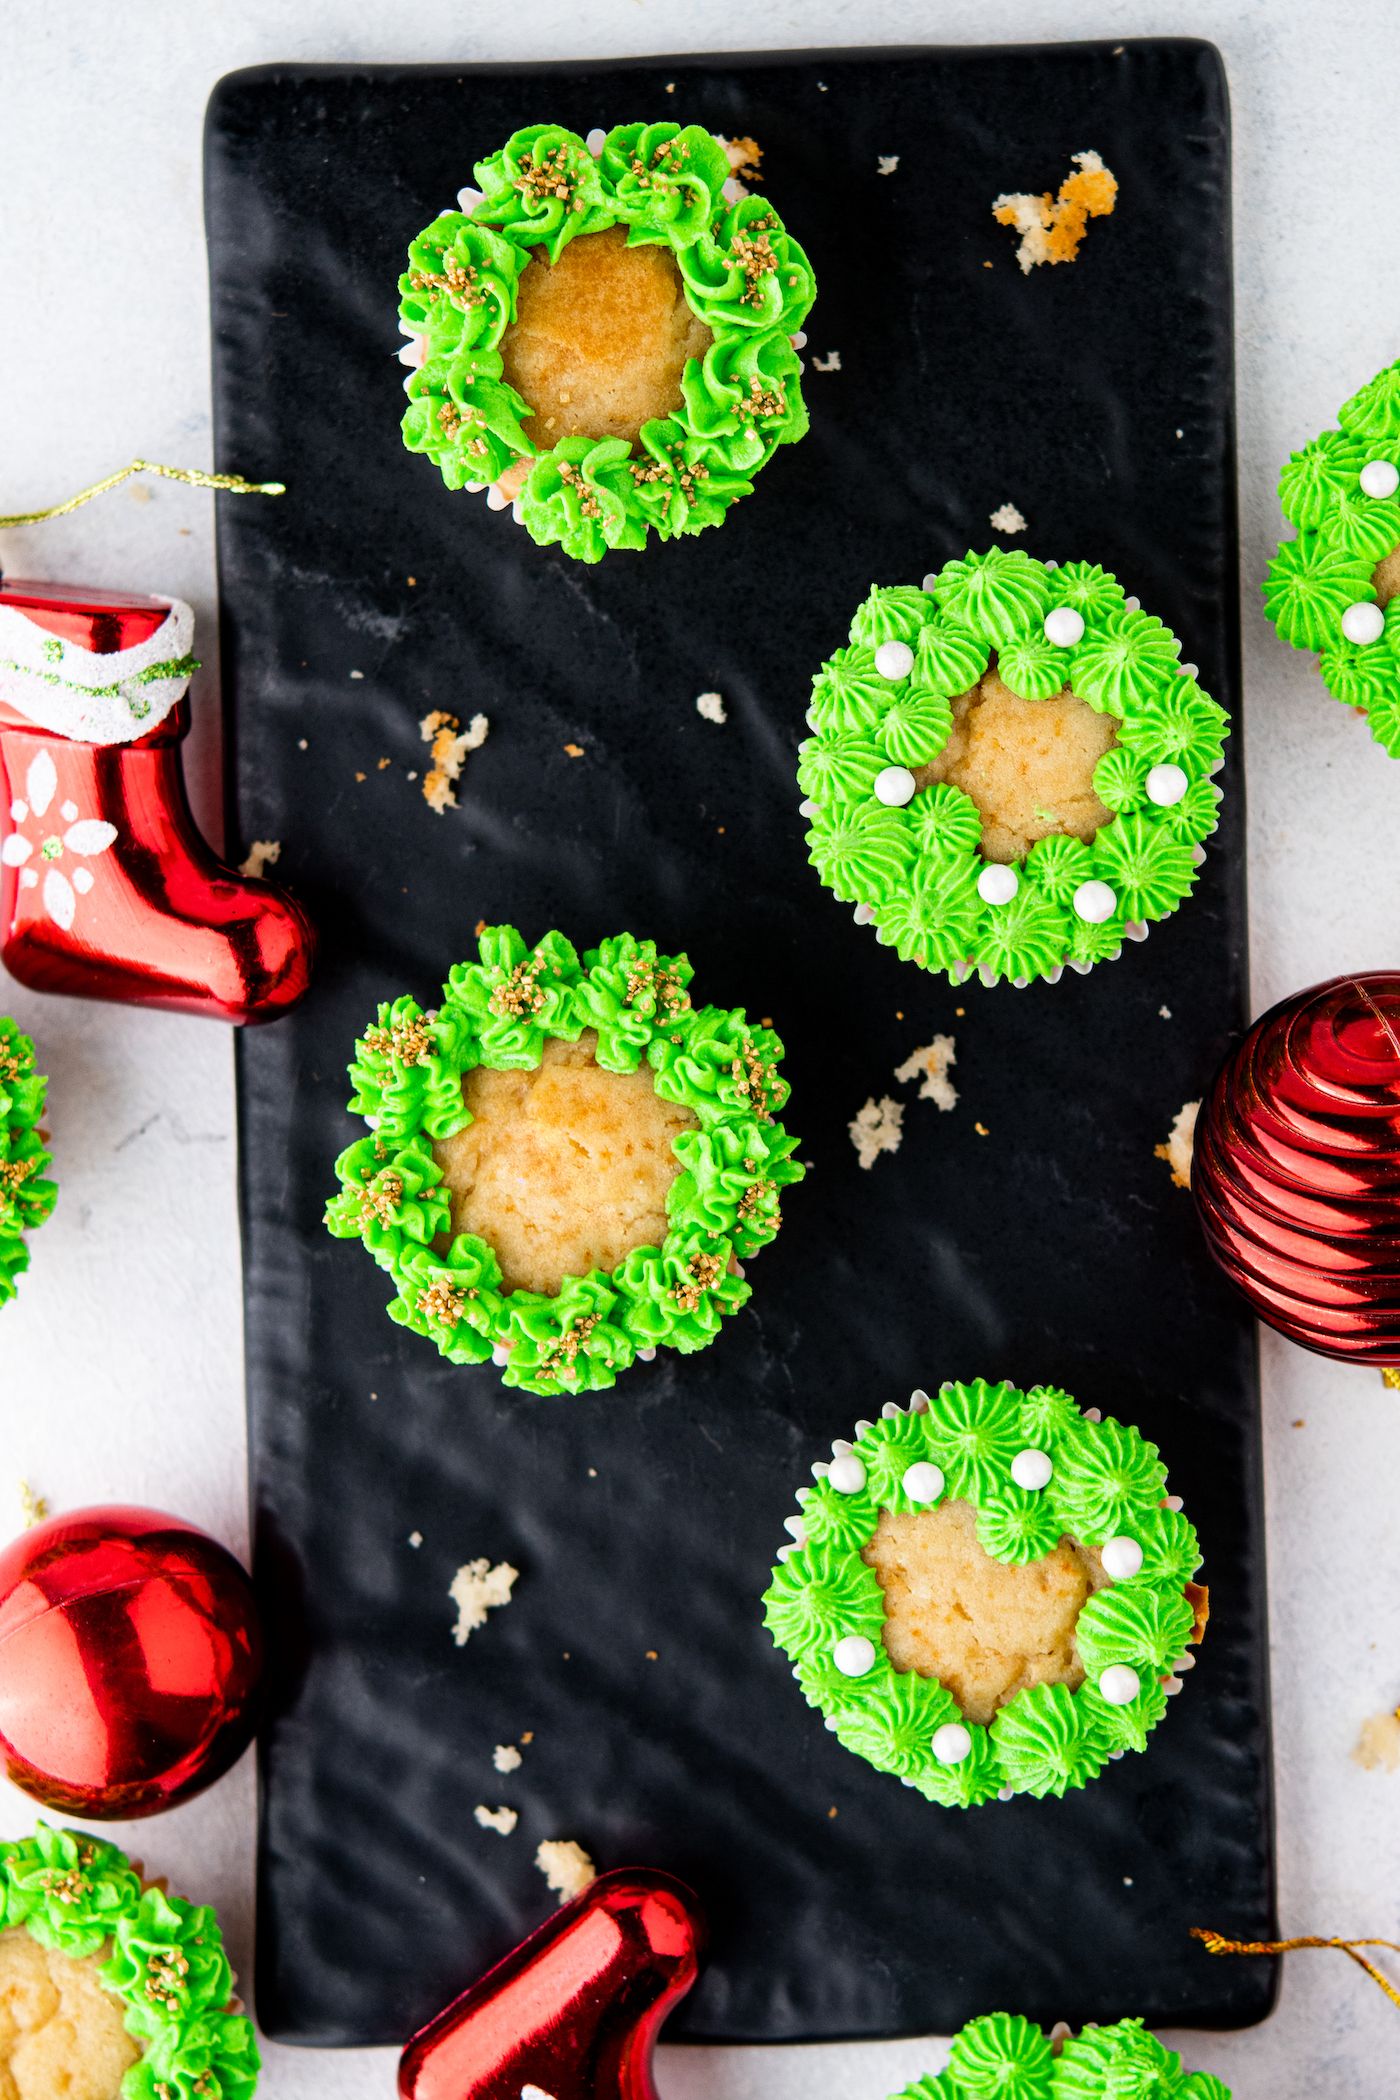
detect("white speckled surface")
[4,3,1400,2095]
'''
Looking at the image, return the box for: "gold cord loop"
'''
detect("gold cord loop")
[1193,1928,1400,2011]
[0,460,285,530]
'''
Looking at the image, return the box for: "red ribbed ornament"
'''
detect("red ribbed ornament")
[1193,971,1400,1362]
[399,1870,705,2100]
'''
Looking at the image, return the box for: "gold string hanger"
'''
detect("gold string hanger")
[0,459,285,531]
[1193,1927,1400,2011]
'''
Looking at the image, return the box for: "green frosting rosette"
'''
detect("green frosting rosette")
[894,2011,1229,2099]
[0,1821,258,2100]
[398,122,815,560]
[799,556,1229,986]
[762,1379,1205,1806]
[1,1017,56,1307]
[325,925,804,1397]
[1262,355,1400,755]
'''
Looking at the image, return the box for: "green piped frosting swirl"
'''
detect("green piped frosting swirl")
[1,1017,56,1309]
[326,925,803,1397]
[891,2013,1230,2099]
[399,122,815,560]
[0,1822,258,2100]
[1265,357,1400,755]
[762,1377,1201,1806]
[800,564,1228,986]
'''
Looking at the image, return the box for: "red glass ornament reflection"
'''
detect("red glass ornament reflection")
[1193,972,1400,1361]
[0,1505,264,1818]
[399,1870,705,2100]
[1,579,173,657]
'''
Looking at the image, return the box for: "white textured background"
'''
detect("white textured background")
[3,3,1400,2095]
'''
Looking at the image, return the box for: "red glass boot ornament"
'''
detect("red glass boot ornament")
[399,1869,706,2100]
[0,578,313,1022]
[1193,971,1400,1363]
[0,1503,264,1818]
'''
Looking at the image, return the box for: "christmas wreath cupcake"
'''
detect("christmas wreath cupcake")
[397,122,815,561]
[762,1380,1208,1806]
[325,925,804,1396]
[895,2012,1228,2099]
[1262,354,1400,755]
[0,1821,258,2100]
[799,555,1229,986]
[1,1017,55,1307]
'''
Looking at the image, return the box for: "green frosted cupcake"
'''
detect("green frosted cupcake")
[0,1821,258,2100]
[398,121,815,561]
[326,925,804,1397]
[1262,355,1400,755]
[1,1017,55,1307]
[798,556,1229,986]
[762,1380,1207,1806]
[895,2011,1228,2098]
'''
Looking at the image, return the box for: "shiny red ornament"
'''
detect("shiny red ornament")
[0,1504,264,1819]
[0,578,314,1023]
[1193,971,1400,1362]
[399,1869,706,2100]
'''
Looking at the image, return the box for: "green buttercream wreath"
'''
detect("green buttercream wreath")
[325,925,804,1397]
[1,1017,56,1308]
[799,555,1230,986]
[894,2011,1229,2099]
[398,122,816,561]
[0,1822,259,2100]
[762,1379,1203,1806]
[1262,355,1400,756]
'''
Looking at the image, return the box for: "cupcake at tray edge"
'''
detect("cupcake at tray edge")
[1,1016,55,1309]
[0,1821,257,2100]
[398,122,815,562]
[799,554,1229,986]
[763,1378,1208,1806]
[326,925,804,1396]
[895,2010,1228,2099]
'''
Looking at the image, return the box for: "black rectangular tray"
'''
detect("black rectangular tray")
[208,37,1276,2049]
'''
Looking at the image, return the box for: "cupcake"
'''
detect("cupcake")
[799,556,1229,986]
[0,1017,55,1307]
[1262,355,1400,755]
[895,2011,1228,2098]
[0,1821,258,2100]
[398,122,815,560]
[326,925,804,1395]
[762,1380,1207,1805]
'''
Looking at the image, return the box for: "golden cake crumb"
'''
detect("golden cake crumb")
[0,1929,140,2100]
[1352,1709,1400,1773]
[849,1095,903,1169]
[237,839,281,879]
[993,150,1118,273]
[535,1839,596,1905]
[716,135,764,185]
[449,1558,518,1646]
[433,1030,698,1296]
[1155,1100,1200,1190]
[863,1499,1112,1727]
[916,661,1117,862]
[894,1037,957,1110]
[419,710,488,814]
[474,1805,519,1836]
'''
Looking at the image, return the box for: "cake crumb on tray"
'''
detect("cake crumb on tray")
[536,1839,596,1904]
[449,1557,518,1645]
[494,1743,523,1773]
[849,1095,903,1168]
[993,149,1117,273]
[238,839,281,879]
[894,1036,958,1110]
[1155,1100,1200,1190]
[474,1804,518,1836]
[420,709,489,813]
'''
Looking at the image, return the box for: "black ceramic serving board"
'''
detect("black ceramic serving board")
[208,39,1276,2048]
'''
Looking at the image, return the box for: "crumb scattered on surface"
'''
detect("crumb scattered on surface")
[522,1730,534,1743]
[1155,1100,1200,1190]
[493,1744,523,1773]
[646,1650,658,1660]
[895,1036,958,1109]
[1292,1420,1305,1429]
[355,771,366,782]
[878,156,899,175]
[989,503,1027,534]
[536,1839,596,1905]
[849,1095,903,1169]
[974,1122,990,1137]
[564,742,585,757]
[474,1804,519,1835]
[408,1530,423,1547]
[419,709,489,814]
[377,756,391,770]
[1159,1005,1172,1019]
[350,669,364,680]
[696,691,727,724]
[1353,1709,1400,1773]
[238,839,282,880]
[812,351,841,372]
[449,1558,519,1646]
[716,134,763,185]
[993,150,1118,273]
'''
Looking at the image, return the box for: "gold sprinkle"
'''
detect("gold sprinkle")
[974,1122,990,1136]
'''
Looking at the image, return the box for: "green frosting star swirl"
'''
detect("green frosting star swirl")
[326,925,803,1397]
[399,121,816,560]
[762,1377,1203,1806]
[800,562,1228,986]
[0,1017,56,1310]
[890,2012,1231,2100]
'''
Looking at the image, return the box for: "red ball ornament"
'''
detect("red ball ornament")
[1193,971,1400,1363]
[399,1869,706,2100]
[0,1505,264,1818]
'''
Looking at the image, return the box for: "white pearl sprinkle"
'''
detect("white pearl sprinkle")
[874,639,915,681]
[1073,879,1117,923]
[873,765,917,807]
[1146,762,1189,807]
[1010,1448,1053,1491]
[1044,605,1085,648]
[932,1722,972,1765]
[1099,1664,1142,1706]
[585,129,606,157]
[1341,601,1385,647]
[1361,458,1400,499]
[1101,1536,1145,1580]
[833,1635,877,1677]
[828,1453,867,1495]
[901,1461,944,1503]
[977,863,1018,906]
